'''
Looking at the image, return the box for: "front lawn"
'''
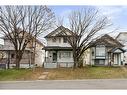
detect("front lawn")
[1,66,127,80]
[46,66,127,80]
[0,68,44,81]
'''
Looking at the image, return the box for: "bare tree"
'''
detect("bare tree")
[58,8,111,68]
[0,6,55,69]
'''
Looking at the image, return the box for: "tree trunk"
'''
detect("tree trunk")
[14,52,23,69]
[7,51,10,69]
[73,51,78,69]
[73,58,78,69]
[15,59,20,69]
[78,59,83,68]
[32,36,37,72]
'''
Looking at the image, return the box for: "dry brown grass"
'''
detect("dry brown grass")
[20,67,44,80]
[46,66,127,80]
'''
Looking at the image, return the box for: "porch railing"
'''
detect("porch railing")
[44,61,74,68]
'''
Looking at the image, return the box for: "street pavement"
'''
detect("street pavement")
[0,79,127,89]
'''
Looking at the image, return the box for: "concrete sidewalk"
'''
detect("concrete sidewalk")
[0,79,127,89]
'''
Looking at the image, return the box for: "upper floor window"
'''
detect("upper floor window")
[52,38,56,42]
[59,38,61,43]
[11,53,15,58]
[96,45,105,57]
[63,37,67,43]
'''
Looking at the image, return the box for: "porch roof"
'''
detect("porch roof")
[42,46,73,51]
[108,48,126,53]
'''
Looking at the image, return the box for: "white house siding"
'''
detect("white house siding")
[35,43,45,67]
[35,50,45,67]
[82,49,91,66]
[47,37,71,47]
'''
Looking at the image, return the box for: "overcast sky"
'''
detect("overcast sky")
[1,5,127,45]
[49,6,127,37]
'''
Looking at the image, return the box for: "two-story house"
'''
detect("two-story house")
[83,34,125,66]
[43,26,74,68]
[0,32,44,69]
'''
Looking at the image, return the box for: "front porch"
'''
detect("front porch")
[108,48,125,66]
[43,46,74,68]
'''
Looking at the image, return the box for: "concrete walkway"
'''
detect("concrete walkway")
[1,79,127,89]
[38,72,49,80]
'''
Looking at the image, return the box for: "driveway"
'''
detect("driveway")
[0,79,127,89]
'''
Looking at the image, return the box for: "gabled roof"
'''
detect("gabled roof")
[90,34,124,47]
[44,26,74,38]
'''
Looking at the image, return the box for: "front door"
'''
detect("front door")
[114,53,121,65]
[53,52,57,62]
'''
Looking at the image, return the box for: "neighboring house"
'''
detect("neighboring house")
[116,32,127,64]
[0,32,44,69]
[83,34,125,66]
[43,26,74,68]
[0,39,5,69]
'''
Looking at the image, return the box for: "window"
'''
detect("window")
[63,52,71,58]
[63,37,67,43]
[52,38,56,42]
[59,38,61,43]
[11,54,15,58]
[96,45,105,57]
[95,59,105,65]
[59,52,71,58]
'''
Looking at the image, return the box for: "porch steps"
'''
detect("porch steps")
[38,72,49,80]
